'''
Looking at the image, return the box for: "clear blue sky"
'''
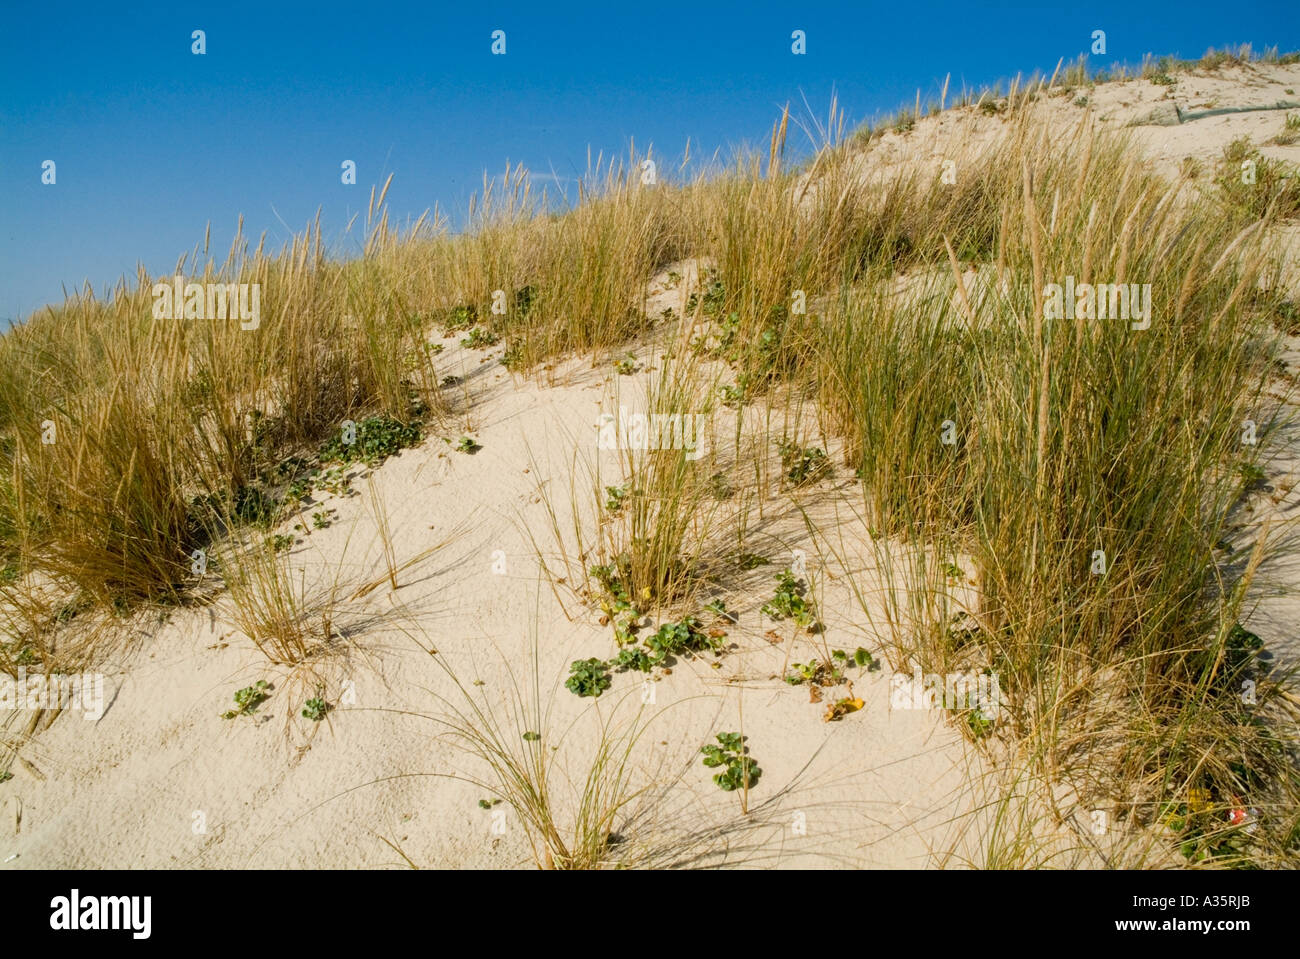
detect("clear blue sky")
[3,0,1297,323]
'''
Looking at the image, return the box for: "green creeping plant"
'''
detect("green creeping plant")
[452,436,481,454]
[565,658,612,698]
[761,569,820,630]
[302,690,330,722]
[267,533,294,552]
[222,680,271,719]
[612,646,654,673]
[645,617,724,664]
[461,327,500,349]
[320,415,422,468]
[701,733,761,792]
[778,442,830,487]
[604,484,632,513]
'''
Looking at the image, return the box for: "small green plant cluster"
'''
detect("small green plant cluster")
[590,560,643,643]
[1265,294,1300,335]
[221,680,271,719]
[835,646,870,669]
[285,464,352,503]
[316,466,351,495]
[693,299,794,391]
[446,435,481,454]
[302,690,330,721]
[611,645,655,673]
[1150,72,1176,86]
[1236,461,1268,493]
[312,509,336,529]
[500,340,525,370]
[785,660,834,685]
[966,708,996,739]
[1159,790,1252,864]
[761,569,819,630]
[778,442,830,487]
[946,611,983,648]
[189,483,281,530]
[1215,136,1300,221]
[567,593,730,697]
[565,658,613,697]
[644,616,725,663]
[604,483,632,513]
[55,599,86,624]
[239,485,282,526]
[606,612,727,678]
[1274,113,1300,146]
[1196,622,1265,699]
[692,309,741,361]
[404,340,443,371]
[685,270,726,317]
[1223,622,1264,674]
[613,353,639,375]
[751,315,788,378]
[701,733,761,792]
[784,647,872,686]
[461,327,500,349]
[269,455,311,484]
[319,415,422,468]
[704,598,732,621]
[267,533,295,552]
[441,303,478,334]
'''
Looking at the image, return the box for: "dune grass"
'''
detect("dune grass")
[806,115,1300,865]
[2,49,1299,866]
[409,602,665,870]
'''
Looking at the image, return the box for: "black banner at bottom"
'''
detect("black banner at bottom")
[0,867,1285,945]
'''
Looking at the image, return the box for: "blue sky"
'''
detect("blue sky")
[3,0,1298,323]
